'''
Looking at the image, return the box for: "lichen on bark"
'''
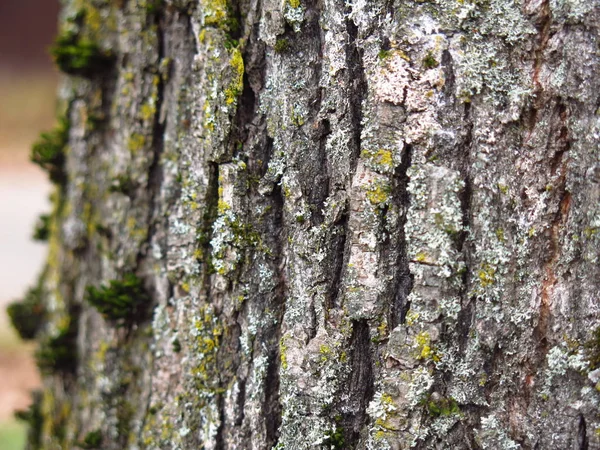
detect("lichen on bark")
[11,0,600,449]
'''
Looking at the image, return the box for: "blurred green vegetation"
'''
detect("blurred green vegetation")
[0,419,26,450]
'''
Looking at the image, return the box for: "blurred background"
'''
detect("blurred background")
[0,0,60,448]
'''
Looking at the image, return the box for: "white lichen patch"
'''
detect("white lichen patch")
[374,51,411,105]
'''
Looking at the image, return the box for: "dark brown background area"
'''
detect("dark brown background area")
[0,0,60,71]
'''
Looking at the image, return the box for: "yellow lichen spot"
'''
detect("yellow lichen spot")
[128,133,146,153]
[218,199,231,213]
[381,393,394,405]
[374,430,386,440]
[283,185,292,198]
[478,263,496,287]
[181,282,190,293]
[225,47,244,105]
[377,320,388,339]
[415,252,427,262]
[203,0,228,27]
[405,310,420,326]
[96,340,110,362]
[85,5,102,35]
[479,373,488,387]
[288,0,300,8]
[140,102,156,121]
[366,185,389,205]
[415,331,439,361]
[497,183,509,194]
[193,248,204,259]
[361,148,394,170]
[495,228,505,242]
[280,337,288,370]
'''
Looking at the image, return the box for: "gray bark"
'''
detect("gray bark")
[17,0,600,449]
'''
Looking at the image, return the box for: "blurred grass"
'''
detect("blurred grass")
[0,419,26,450]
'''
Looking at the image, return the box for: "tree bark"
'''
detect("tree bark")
[15,0,600,449]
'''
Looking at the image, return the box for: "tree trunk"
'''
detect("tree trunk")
[13,0,600,449]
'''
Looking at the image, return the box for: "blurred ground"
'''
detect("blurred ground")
[0,73,57,449]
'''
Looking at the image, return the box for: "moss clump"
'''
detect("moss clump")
[51,31,113,76]
[7,284,46,340]
[422,51,439,69]
[325,426,345,449]
[36,318,78,374]
[172,338,181,353]
[143,0,162,13]
[14,390,43,450]
[425,395,459,417]
[274,38,290,53]
[77,430,102,449]
[86,274,149,324]
[32,214,51,241]
[585,327,600,370]
[30,116,69,185]
[379,49,392,59]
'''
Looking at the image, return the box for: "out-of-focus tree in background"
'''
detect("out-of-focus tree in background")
[0,1,59,448]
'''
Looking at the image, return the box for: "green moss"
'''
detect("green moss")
[585,327,600,370]
[77,430,102,449]
[274,38,290,53]
[379,49,392,59]
[109,174,136,195]
[36,317,78,374]
[30,116,69,185]
[14,391,43,450]
[143,0,163,13]
[325,426,345,449]
[51,31,113,76]
[85,274,150,325]
[172,338,182,353]
[32,214,51,242]
[7,283,46,340]
[425,395,459,417]
[422,51,439,69]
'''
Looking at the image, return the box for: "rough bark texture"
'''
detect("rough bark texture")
[18,0,600,449]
